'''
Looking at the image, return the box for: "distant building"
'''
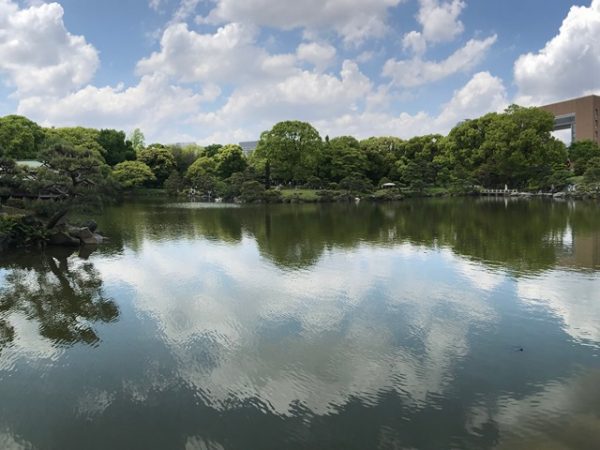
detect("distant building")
[539,95,600,144]
[239,141,259,156]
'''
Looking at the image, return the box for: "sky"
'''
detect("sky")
[0,0,596,144]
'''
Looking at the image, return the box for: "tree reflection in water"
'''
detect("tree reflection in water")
[102,198,600,273]
[0,247,119,354]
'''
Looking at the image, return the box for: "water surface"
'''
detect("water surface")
[1,198,599,449]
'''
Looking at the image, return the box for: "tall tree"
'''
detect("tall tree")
[0,115,45,159]
[36,143,108,200]
[359,137,403,184]
[137,145,177,186]
[97,129,136,166]
[170,144,203,173]
[253,121,322,184]
[113,161,156,189]
[320,136,368,182]
[216,144,247,179]
[203,144,223,158]
[129,128,145,153]
[44,127,105,159]
[569,140,600,176]
[443,106,568,189]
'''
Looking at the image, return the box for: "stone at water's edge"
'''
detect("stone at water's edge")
[82,220,98,233]
[76,227,105,245]
[46,224,106,247]
[48,230,80,247]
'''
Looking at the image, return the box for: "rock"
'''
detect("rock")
[82,220,98,232]
[48,231,80,247]
[75,227,104,245]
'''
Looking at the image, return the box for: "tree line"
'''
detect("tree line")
[1,104,600,211]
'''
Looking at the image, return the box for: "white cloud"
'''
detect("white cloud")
[297,42,337,71]
[171,0,202,23]
[17,74,219,143]
[203,0,403,44]
[517,270,600,344]
[418,0,465,44]
[95,237,495,416]
[314,71,507,139]
[514,0,600,105]
[403,31,427,56]
[435,71,508,127]
[383,35,497,88]
[137,22,297,84]
[0,0,99,96]
[193,60,373,141]
[0,0,505,144]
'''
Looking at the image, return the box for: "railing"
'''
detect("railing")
[479,189,519,195]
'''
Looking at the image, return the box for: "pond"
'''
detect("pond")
[1,198,599,449]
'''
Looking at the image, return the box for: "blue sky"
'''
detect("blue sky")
[0,0,596,144]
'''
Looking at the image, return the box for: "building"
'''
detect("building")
[539,95,600,144]
[239,141,259,156]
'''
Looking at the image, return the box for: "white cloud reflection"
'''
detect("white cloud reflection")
[517,271,600,345]
[95,237,498,415]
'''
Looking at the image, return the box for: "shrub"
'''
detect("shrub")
[240,181,265,203]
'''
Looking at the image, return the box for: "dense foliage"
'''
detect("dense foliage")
[0,115,45,159]
[1,105,599,211]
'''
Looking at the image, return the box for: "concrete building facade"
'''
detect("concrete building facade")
[540,95,600,144]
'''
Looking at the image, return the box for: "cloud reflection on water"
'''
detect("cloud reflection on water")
[96,237,501,416]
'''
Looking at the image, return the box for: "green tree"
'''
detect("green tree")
[443,106,568,189]
[319,136,368,182]
[186,156,217,181]
[396,135,443,187]
[339,175,373,193]
[170,144,203,173]
[240,181,266,203]
[44,127,105,159]
[0,250,119,350]
[253,121,322,184]
[36,143,107,198]
[137,145,177,186]
[129,128,145,153]
[216,144,247,179]
[0,115,45,159]
[113,161,156,189]
[360,137,403,184]
[186,155,220,198]
[584,157,600,184]
[569,140,600,175]
[97,129,136,166]
[164,170,184,196]
[203,144,223,158]
[0,158,25,198]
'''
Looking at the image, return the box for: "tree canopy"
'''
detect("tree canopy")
[569,140,600,175]
[0,115,45,159]
[0,105,586,204]
[137,145,177,185]
[97,129,136,166]
[253,121,322,184]
[215,144,247,179]
[129,128,145,153]
[113,161,156,189]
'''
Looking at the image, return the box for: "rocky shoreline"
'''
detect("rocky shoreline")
[0,208,107,252]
